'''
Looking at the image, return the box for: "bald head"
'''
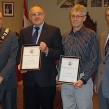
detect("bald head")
[29,5,45,15]
[0,12,3,18]
[0,12,3,28]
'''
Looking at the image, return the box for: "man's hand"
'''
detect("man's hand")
[94,84,97,94]
[0,76,4,84]
[56,75,58,81]
[39,42,49,54]
[18,64,27,74]
[73,80,83,88]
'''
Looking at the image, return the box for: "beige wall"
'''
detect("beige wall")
[0,0,23,33]
[28,0,108,36]
[0,0,108,36]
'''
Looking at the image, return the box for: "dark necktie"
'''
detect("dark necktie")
[105,38,109,56]
[32,27,40,44]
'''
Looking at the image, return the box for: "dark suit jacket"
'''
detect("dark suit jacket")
[17,23,64,87]
[0,28,18,99]
[96,30,109,98]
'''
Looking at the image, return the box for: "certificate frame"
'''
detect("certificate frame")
[20,44,41,70]
[58,55,81,84]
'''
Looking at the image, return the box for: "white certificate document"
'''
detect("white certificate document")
[58,56,80,83]
[21,45,40,70]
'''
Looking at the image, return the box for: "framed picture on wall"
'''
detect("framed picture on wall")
[60,0,74,8]
[77,0,87,7]
[2,2,14,17]
[91,0,102,7]
[104,0,109,7]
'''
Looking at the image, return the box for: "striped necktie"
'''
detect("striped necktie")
[32,27,40,44]
[105,38,109,56]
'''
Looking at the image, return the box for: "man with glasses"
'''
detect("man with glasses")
[94,6,109,109]
[61,4,99,109]
[17,4,63,109]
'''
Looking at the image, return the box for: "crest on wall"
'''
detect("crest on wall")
[57,0,87,8]
[60,0,74,8]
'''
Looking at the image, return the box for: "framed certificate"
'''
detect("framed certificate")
[58,56,81,83]
[20,44,41,70]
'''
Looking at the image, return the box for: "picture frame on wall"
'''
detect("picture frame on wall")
[60,0,74,8]
[104,0,109,7]
[91,0,102,7]
[2,2,14,17]
[77,0,87,7]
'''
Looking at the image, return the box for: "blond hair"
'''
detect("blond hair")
[71,4,86,15]
[0,12,3,19]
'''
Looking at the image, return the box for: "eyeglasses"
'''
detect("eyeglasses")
[31,12,44,17]
[71,15,85,19]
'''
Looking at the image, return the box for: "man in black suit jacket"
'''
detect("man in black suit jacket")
[0,12,18,109]
[17,4,63,109]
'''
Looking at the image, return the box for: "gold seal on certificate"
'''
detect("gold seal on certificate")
[20,44,41,70]
[58,56,80,83]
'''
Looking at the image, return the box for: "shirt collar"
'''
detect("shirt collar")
[33,22,44,30]
[69,25,86,36]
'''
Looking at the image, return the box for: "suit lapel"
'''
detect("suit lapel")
[26,24,48,45]
[37,23,48,45]
[101,31,109,61]
[26,26,33,44]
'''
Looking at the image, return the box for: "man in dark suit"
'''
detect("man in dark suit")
[94,6,109,109]
[17,4,63,109]
[0,12,18,109]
